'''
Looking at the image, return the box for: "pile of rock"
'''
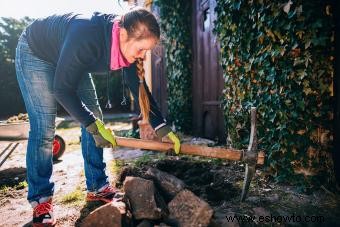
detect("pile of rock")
[82,167,214,227]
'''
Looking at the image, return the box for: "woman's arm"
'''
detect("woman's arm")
[124,63,172,137]
[53,22,101,127]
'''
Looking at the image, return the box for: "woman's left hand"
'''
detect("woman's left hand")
[167,131,181,154]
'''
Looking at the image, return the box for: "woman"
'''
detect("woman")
[15,8,180,226]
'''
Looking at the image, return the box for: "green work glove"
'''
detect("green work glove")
[86,119,117,148]
[167,131,181,154]
[155,125,181,154]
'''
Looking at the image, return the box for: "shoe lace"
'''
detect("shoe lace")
[34,201,52,217]
[101,185,116,194]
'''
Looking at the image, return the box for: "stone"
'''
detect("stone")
[81,201,127,227]
[155,223,172,227]
[146,167,186,199]
[123,176,168,220]
[210,210,240,227]
[252,207,271,223]
[167,190,213,227]
[265,194,280,203]
[252,207,271,217]
[222,212,240,227]
[246,196,261,203]
[136,220,153,227]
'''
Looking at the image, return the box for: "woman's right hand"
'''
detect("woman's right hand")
[167,131,181,154]
[86,119,117,148]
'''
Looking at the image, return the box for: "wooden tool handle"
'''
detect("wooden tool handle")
[115,137,265,164]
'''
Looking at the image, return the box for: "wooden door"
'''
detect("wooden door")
[151,44,168,116]
[151,5,168,117]
[192,0,226,141]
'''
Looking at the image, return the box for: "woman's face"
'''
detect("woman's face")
[119,28,158,63]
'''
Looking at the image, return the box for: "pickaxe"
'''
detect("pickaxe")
[114,107,264,201]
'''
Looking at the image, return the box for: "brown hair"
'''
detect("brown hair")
[121,8,160,123]
[120,8,160,41]
[136,58,150,122]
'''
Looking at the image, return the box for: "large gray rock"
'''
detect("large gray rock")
[123,176,168,220]
[252,207,271,223]
[146,167,186,199]
[168,190,213,227]
[81,201,128,227]
[136,220,153,227]
[210,211,240,227]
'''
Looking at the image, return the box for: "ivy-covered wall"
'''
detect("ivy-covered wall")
[214,0,335,187]
[154,0,193,133]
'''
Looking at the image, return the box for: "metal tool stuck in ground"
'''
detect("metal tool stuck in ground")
[114,107,264,202]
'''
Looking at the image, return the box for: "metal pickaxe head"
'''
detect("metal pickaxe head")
[240,107,259,202]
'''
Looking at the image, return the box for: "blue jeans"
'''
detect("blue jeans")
[15,31,109,203]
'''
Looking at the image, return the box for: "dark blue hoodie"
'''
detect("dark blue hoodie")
[25,12,169,135]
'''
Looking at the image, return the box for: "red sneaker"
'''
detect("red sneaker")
[86,185,118,203]
[32,199,56,227]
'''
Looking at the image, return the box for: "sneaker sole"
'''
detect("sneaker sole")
[86,196,113,203]
[32,220,56,227]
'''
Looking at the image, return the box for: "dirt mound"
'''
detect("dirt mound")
[116,157,242,205]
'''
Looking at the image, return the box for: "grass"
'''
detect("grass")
[155,153,168,160]
[15,181,28,190]
[132,154,153,167]
[0,185,10,194]
[127,152,172,167]
[0,181,28,193]
[208,158,224,165]
[109,159,126,176]
[60,186,85,206]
